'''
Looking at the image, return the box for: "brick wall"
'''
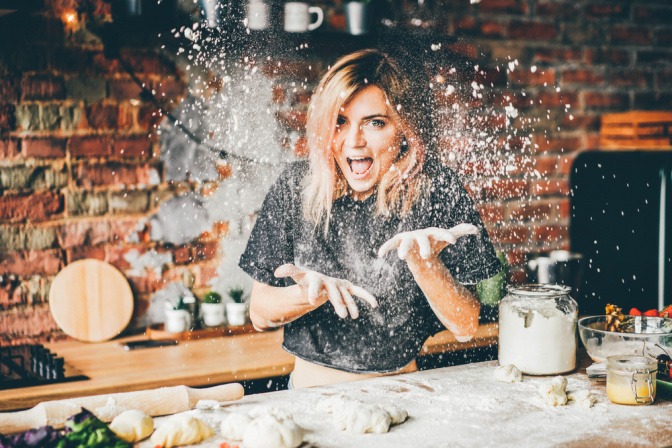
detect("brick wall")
[1,0,671,346]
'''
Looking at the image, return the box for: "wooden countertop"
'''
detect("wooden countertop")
[0,323,497,411]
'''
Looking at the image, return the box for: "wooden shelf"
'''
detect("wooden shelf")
[146,323,257,340]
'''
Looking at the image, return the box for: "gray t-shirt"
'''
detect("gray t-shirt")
[239,161,501,373]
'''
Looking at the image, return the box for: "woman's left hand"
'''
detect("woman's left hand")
[377,223,478,263]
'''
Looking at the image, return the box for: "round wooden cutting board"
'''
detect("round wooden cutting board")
[49,259,134,343]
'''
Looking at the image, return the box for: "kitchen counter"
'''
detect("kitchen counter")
[141,357,672,448]
[0,323,497,411]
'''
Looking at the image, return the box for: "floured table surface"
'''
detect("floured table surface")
[139,360,672,448]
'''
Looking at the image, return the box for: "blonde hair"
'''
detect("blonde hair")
[303,49,436,234]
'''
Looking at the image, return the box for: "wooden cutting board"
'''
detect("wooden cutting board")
[49,259,133,343]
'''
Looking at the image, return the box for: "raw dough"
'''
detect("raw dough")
[150,414,214,447]
[317,395,408,434]
[220,407,303,448]
[110,409,154,443]
[219,412,254,441]
[493,364,522,383]
[538,376,568,406]
[568,389,596,408]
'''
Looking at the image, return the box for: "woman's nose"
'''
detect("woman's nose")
[344,124,365,148]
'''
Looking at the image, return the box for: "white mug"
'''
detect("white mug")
[165,309,192,333]
[284,2,324,32]
[247,0,269,30]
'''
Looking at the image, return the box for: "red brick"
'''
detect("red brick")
[86,102,119,129]
[633,5,672,25]
[0,191,63,223]
[609,70,652,88]
[152,78,186,100]
[294,135,309,158]
[0,104,16,134]
[109,217,143,242]
[509,266,527,284]
[558,198,570,220]
[474,67,508,87]
[0,138,19,158]
[480,20,506,38]
[192,241,219,262]
[534,91,578,107]
[584,48,630,66]
[490,225,530,244]
[127,271,162,294]
[172,245,192,264]
[508,20,557,40]
[609,26,652,46]
[55,220,110,248]
[532,134,582,154]
[119,50,176,74]
[112,136,151,159]
[66,245,106,263]
[20,74,65,101]
[533,155,563,176]
[532,224,568,243]
[505,201,554,222]
[21,138,67,158]
[69,135,111,157]
[477,0,522,14]
[584,133,601,150]
[196,262,218,288]
[452,15,478,34]
[109,79,143,100]
[272,85,286,104]
[104,244,146,271]
[509,68,556,86]
[137,104,165,131]
[560,69,605,85]
[478,178,530,200]
[0,305,60,340]
[91,53,121,74]
[531,179,570,196]
[74,162,156,187]
[536,1,581,18]
[532,47,583,63]
[261,59,321,81]
[0,249,63,276]
[561,113,601,132]
[475,203,505,225]
[585,3,627,19]
[446,42,479,60]
[581,92,629,109]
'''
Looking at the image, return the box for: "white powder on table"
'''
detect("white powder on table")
[498,298,577,375]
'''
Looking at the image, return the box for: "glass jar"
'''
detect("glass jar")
[606,355,657,405]
[498,284,578,375]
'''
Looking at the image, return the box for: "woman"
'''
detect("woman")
[239,48,501,389]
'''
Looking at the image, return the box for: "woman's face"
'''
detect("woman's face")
[333,85,403,200]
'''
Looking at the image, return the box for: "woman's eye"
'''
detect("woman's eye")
[336,116,347,126]
[369,119,386,128]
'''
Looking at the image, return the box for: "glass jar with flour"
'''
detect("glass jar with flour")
[498,284,578,375]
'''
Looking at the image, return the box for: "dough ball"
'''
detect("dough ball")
[150,414,214,447]
[317,395,408,434]
[568,389,596,408]
[110,409,154,443]
[219,412,253,441]
[538,376,568,406]
[242,413,304,448]
[493,364,522,383]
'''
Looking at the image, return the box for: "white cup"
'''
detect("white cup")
[247,0,269,30]
[284,2,324,32]
[165,309,192,333]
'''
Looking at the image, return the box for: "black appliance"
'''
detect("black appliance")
[569,150,672,315]
[0,345,88,390]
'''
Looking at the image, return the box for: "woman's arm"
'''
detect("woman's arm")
[249,281,319,331]
[250,264,378,331]
[405,255,480,341]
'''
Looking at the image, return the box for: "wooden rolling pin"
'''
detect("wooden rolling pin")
[0,383,244,434]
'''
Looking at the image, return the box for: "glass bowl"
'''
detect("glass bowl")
[578,315,672,363]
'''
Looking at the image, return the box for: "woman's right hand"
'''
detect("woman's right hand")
[274,263,378,319]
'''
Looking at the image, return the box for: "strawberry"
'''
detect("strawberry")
[629,307,642,316]
[643,308,659,317]
[659,305,672,318]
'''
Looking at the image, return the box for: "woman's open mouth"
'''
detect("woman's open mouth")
[347,157,373,179]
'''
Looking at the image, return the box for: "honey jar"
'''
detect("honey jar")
[606,355,657,405]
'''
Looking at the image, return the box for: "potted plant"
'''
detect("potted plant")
[226,287,248,326]
[201,291,226,327]
[164,296,193,333]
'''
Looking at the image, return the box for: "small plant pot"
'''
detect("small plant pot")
[226,302,248,326]
[201,302,226,327]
